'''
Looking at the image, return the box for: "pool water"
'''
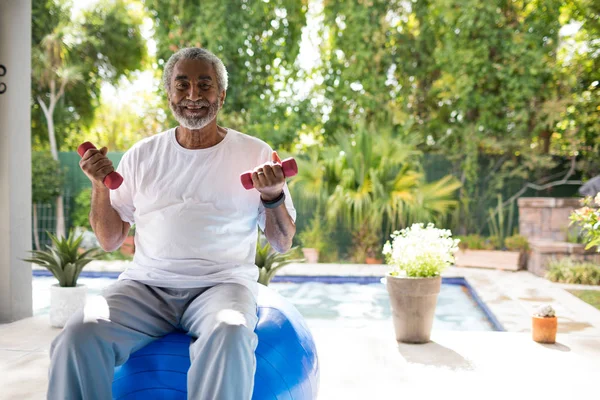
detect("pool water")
[32,276,495,331]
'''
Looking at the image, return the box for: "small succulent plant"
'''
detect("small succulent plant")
[534,305,556,318]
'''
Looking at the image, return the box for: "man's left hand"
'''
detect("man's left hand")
[252,151,285,201]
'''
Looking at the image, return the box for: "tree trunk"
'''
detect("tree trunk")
[33,204,41,250]
[56,195,66,239]
[38,81,65,237]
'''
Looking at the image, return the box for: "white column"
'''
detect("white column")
[0,0,32,323]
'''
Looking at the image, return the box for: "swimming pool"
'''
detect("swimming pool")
[32,273,501,331]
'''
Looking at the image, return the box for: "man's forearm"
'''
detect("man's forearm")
[264,205,296,253]
[90,184,129,252]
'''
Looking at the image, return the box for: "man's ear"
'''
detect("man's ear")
[220,91,226,107]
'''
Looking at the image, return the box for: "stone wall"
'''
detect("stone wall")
[527,240,600,277]
[518,197,581,242]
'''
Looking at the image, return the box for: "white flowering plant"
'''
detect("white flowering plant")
[382,223,460,278]
[569,194,600,252]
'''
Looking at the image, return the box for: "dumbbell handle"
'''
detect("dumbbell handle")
[240,158,298,190]
[77,142,124,190]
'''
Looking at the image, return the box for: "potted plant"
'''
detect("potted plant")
[255,232,304,286]
[383,223,459,344]
[298,217,326,263]
[532,305,558,344]
[24,231,101,328]
[351,223,383,264]
[454,233,526,271]
[570,194,600,252]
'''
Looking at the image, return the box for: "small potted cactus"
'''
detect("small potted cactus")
[532,305,558,344]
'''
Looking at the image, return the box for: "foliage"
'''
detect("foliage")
[326,126,461,233]
[145,0,313,150]
[72,188,92,230]
[255,232,304,286]
[487,195,516,249]
[569,195,600,251]
[383,223,459,278]
[31,152,65,204]
[23,231,101,287]
[350,224,382,262]
[504,234,530,252]
[31,0,147,151]
[297,216,328,252]
[317,0,597,235]
[546,257,600,285]
[455,235,495,251]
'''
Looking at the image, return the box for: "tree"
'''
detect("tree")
[145,0,313,149]
[32,0,146,237]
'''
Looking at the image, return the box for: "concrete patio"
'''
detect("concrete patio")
[2,263,600,399]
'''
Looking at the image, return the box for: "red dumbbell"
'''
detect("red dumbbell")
[240,158,298,190]
[77,142,124,190]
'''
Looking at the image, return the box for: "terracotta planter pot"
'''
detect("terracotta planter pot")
[532,316,557,344]
[385,275,441,344]
[455,249,522,271]
[302,248,319,263]
[365,257,383,265]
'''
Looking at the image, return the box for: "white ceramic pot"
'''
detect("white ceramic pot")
[50,284,87,328]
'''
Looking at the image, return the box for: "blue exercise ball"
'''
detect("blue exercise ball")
[112,284,320,400]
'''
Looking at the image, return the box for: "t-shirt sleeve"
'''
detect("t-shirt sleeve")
[109,150,135,225]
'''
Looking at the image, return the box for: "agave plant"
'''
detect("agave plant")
[256,232,304,286]
[24,231,101,287]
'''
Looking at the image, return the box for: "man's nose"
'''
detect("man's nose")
[187,85,201,101]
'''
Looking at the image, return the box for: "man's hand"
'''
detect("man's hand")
[252,151,285,201]
[79,146,115,189]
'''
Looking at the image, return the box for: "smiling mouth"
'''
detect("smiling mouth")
[183,106,208,113]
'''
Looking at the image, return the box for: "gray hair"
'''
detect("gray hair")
[162,47,228,93]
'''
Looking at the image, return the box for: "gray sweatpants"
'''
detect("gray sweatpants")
[47,280,259,400]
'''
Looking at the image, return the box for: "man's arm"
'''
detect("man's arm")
[263,203,296,253]
[89,184,130,252]
[79,146,130,252]
[252,151,296,253]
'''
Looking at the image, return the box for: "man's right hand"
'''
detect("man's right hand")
[79,146,115,188]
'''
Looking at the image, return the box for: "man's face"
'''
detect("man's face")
[168,59,225,130]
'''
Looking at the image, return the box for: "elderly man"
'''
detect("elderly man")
[47,47,296,400]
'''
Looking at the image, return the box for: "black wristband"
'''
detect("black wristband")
[261,191,286,209]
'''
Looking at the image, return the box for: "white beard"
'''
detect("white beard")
[170,99,220,130]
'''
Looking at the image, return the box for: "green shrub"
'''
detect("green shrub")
[32,152,64,204]
[505,234,529,252]
[72,188,92,229]
[546,258,600,285]
[298,216,328,252]
[456,234,496,250]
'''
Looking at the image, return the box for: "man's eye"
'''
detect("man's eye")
[176,83,188,89]
[200,84,211,90]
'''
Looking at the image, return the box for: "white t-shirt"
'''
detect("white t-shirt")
[109,127,296,298]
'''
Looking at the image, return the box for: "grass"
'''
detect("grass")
[568,290,600,311]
